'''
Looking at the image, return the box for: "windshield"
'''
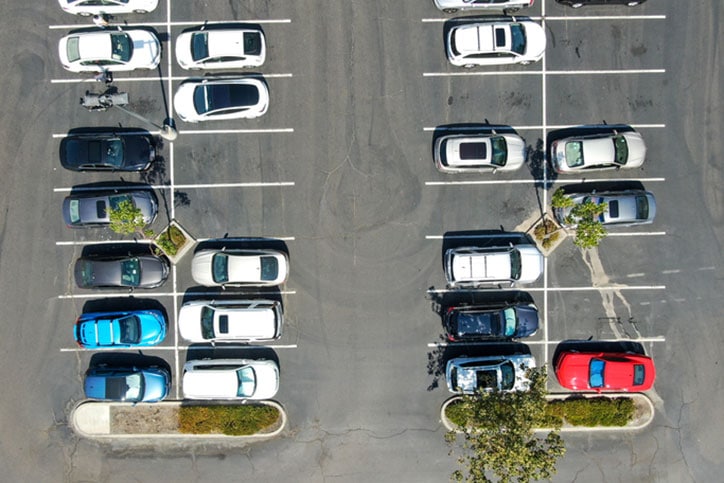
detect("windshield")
[259,256,279,281]
[503,308,517,337]
[102,139,124,167]
[635,195,649,220]
[200,306,215,339]
[490,136,508,167]
[117,315,141,344]
[66,37,80,62]
[509,24,526,55]
[589,359,605,388]
[108,193,132,211]
[236,366,256,397]
[612,135,629,165]
[120,258,141,286]
[68,199,81,224]
[509,249,522,280]
[565,141,584,167]
[633,364,645,385]
[191,32,209,61]
[212,253,229,283]
[124,373,143,401]
[110,33,132,62]
[500,361,515,390]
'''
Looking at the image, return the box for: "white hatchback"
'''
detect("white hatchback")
[58,29,161,73]
[58,0,159,16]
[183,359,280,400]
[178,299,283,343]
[446,21,546,67]
[174,77,269,122]
[434,132,526,173]
[176,27,266,70]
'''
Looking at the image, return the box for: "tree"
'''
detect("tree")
[551,188,607,249]
[108,199,153,238]
[445,366,566,483]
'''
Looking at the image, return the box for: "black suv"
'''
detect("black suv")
[444,303,539,342]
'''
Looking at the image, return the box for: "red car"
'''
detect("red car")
[554,351,656,392]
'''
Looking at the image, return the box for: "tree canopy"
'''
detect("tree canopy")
[108,199,153,238]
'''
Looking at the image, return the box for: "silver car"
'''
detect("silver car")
[434,132,526,173]
[434,0,534,13]
[178,299,283,343]
[551,127,646,174]
[191,248,289,287]
[446,354,536,394]
[62,189,157,228]
[554,189,657,228]
[446,21,547,67]
[444,244,544,287]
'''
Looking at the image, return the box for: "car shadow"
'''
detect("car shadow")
[551,339,648,368]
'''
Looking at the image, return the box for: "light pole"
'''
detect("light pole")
[112,104,178,141]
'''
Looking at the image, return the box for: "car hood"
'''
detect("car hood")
[556,353,591,390]
[502,134,526,170]
[622,132,646,168]
[137,256,168,288]
[517,246,543,284]
[191,250,216,285]
[173,82,200,121]
[178,304,206,341]
[123,135,155,169]
[513,305,539,338]
[522,22,547,60]
[141,370,169,402]
[252,362,280,400]
[127,30,161,69]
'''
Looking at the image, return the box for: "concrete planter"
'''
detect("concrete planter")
[153,220,196,264]
[71,400,287,440]
[440,392,654,433]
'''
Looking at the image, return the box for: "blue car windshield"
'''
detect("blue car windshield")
[118,315,141,344]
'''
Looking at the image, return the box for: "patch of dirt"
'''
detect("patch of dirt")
[111,405,179,434]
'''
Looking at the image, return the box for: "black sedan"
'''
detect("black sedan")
[60,130,155,171]
[74,254,169,289]
[444,303,539,342]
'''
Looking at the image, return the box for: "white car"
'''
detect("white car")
[434,0,534,14]
[550,128,646,174]
[176,27,266,70]
[434,132,526,173]
[58,29,161,73]
[446,21,546,67]
[178,299,283,343]
[191,248,289,287]
[553,189,656,228]
[58,0,159,16]
[174,77,269,122]
[444,244,543,287]
[446,354,536,394]
[182,359,279,400]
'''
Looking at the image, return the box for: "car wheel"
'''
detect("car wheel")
[504,8,520,14]
[443,8,458,14]
[571,3,584,7]
[133,9,149,14]
[521,61,530,65]
[78,11,93,17]
[464,64,474,69]
[626,1,640,5]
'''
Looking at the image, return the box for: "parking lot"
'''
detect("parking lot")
[0,1,722,482]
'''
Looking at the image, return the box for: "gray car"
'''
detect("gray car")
[446,354,536,394]
[74,254,169,289]
[62,189,157,228]
[434,132,526,173]
[554,189,656,228]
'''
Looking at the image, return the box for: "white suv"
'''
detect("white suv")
[178,299,283,343]
[182,359,279,400]
[434,0,534,14]
[445,244,543,287]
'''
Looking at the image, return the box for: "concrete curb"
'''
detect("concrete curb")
[71,399,287,440]
[440,392,655,433]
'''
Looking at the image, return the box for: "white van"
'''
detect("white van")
[178,299,282,343]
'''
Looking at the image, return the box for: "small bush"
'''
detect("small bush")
[545,397,635,427]
[534,220,560,248]
[444,400,469,428]
[156,225,186,256]
[178,405,280,436]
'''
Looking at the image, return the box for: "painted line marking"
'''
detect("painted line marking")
[626,273,646,278]
[426,233,525,240]
[49,19,292,29]
[179,128,294,135]
[427,285,665,294]
[607,232,667,237]
[423,124,666,131]
[58,290,297,299]
[423,69,664,77]
[60,344,298,353]
[425,177,665,186]
[421,15,665,23]
[427,336,666,348]
[661,269,681,274]
[194,236,296,242]
[53,181,294,192]
[50,73,293,84]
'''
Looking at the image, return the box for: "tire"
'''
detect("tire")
[79,12,93,17]
[443,8,458,14]
[627,1,640,5]
[464,64,474,69]
[571,3,584,7]
[134,9,149,14]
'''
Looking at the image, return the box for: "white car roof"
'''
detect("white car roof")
[178,301,279,342]
[455,24,509,55]
[207,30,252,57]
[78,33,113,60]
[452,251,512,281]
[581,137,616,165]
[183,370,247,399]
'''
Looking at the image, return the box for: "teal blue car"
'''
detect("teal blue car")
[74,310,166,349]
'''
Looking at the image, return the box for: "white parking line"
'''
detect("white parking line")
[421,15,665,23]
[179,128,294,135]
[53,181,294,193]
[50,73,293,84]
[57,237,296,246]
[424,177,665,187]
[423,124,666,131]
[60,344,298,353]
[427,335,665,348]
[607,232,667,237]
[424,68,664,77]
[48,19,292,30]
[427,286,665,294]
[58,290,297,299]
[194,236,296,242]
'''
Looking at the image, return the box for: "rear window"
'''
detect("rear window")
[260,256,279,281]
[243,32,262,55]
[633,364,645,385]
[635,195,649,220]
[613,135,629,165]
[191,32,209,61]
[66,37,80,62]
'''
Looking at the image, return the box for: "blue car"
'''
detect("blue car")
[74,310,166,348]
[84,366,170,402]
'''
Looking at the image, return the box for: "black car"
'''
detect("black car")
[444,303,539,342]
[74,254,169,289]
[556,0,646,7]
[60,130,155,171]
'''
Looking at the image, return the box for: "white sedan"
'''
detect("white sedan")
[58,29,161,73]
[191,248,289,287]
[174,77,269,122]
[550,128,646,173]
[446,21,546,67]
[434,132,526,173]
[175,27,266,70]
[58,0,158,16]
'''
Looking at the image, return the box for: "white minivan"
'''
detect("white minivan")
[178,299,282,343]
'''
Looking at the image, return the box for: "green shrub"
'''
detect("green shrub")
[178,405,280,436]
[444,400,469,428]
[156,225,186,256]
[545,397,635,427]
[534,219,560,248]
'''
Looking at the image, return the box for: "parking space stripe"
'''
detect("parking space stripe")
[421,15,665,23]
[60,344,298,353]
[607,232,667,237]
[424,124,666,131]
[424,69,664,77]
[48,19,292,30]
[424,177,665,187]
[427,286,664,295]
[179,128,294,135]
[58,290,297,299]
[427,336,665,348]
[53,181,294,193]
[50,73,293,84]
